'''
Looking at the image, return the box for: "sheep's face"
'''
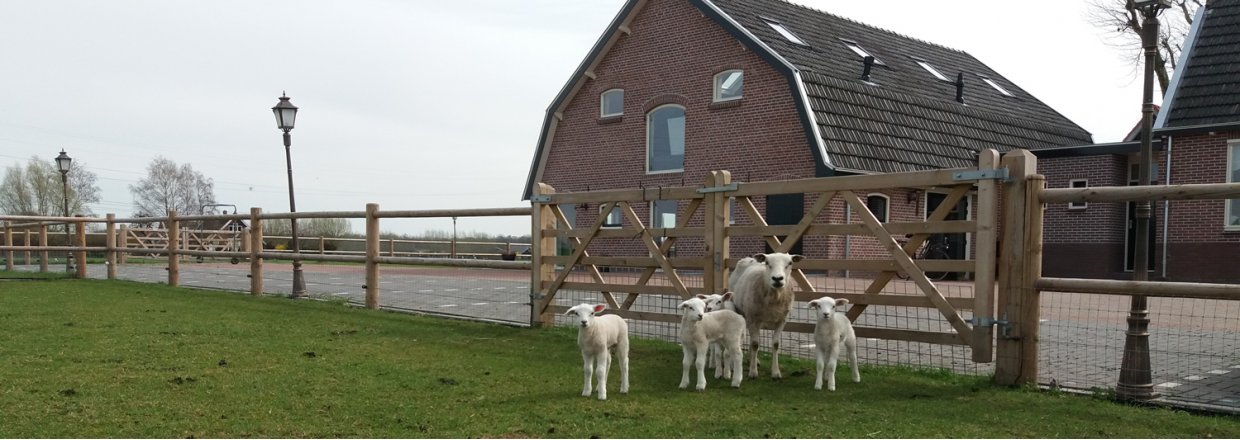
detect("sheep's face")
[808,296,849,320]
[699,292,734,312]
[752,253,804,289]
[565,303,605,328]
[679,298,707,322]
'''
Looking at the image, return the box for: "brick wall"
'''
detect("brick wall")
[1164,131,1240,282]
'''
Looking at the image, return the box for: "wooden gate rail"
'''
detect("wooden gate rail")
[530,149,1008,366]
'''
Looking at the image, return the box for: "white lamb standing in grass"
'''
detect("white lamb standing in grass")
[808,296,860,391]
[678,297,745,390]
[564,303,629,400]
[729,253,802,379]
[701,292,738,379]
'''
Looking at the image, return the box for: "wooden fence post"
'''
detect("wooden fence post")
[530,183,557,328]
[3,221,12,271]
[250,208,263,296]
[972,150,1000,363]
[167,210,179,287]
[703,171,732,294]
[106,214,117,280]
[39,224,48,272]
[365,203,380,309]
[24,229,32,265]
[995,150,1037,385]
[319,236,325,256]
[117,225,128,265]
[389,239,395,257]
[1021,174,1046,384]
[75,216,87,279]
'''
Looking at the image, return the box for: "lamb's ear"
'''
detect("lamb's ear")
[721,291,733,301]
[791,254,804,263]
[679,300,690,309]
[592,304,606,314]
[835,298,850,307]
[752,253,767,262]
[563,308,574,316]
[696,294,708,300]
[808,301,819,309]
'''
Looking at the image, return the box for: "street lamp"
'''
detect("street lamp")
[273,92,307,298]
[55,150,73,273]
[1117,0,1169,402]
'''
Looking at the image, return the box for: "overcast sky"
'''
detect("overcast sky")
[0,0,1155,237]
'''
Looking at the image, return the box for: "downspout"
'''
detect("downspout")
[1161,137,1172,279]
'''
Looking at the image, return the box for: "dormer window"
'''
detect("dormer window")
[764,19,808,46]
[842,40,884,65]
[980,76,1014,97]
[714,70,743,102]
[601,89,624,117]
[914,59,949,81]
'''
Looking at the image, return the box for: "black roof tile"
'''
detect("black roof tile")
[710,0,1093,172]
[1163,0,1240,128]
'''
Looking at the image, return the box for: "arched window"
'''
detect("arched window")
[713,70,743,102]
[866,193,890,223]
[600,89,624,117]
[647,105,685,173]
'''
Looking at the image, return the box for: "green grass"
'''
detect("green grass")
[1,277,1238,438]
[0,269,73,279]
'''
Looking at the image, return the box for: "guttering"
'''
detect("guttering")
[1161,137,1172,279]
[1154,122,1240,137]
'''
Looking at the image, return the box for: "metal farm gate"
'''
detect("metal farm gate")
[528,150,1022,370]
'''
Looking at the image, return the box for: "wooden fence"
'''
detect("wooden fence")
[0,206,532,310]
[529,149,1014,369]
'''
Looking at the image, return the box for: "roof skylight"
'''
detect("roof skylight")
[980,76,1014,97]
[764,20,808,46]
[915,59,949,81]
[842,40,883,65]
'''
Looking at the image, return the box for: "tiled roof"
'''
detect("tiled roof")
[710,0,1094,172]
[1161,0,1240,128]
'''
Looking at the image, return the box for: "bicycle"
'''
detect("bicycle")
[895,234,952,281]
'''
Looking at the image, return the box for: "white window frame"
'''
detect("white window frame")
[600,89,624,118]
[913,59,949,81]
[842,40,884,65]
[713,70,743,102]
[980,75,1014,97]
[865,193,890,223]
[651,200,677,247]
[646,104,686,174]
[601,204,622,229]
[1068,179,1089,210]
[1227,141,1240,230]
[764,20,808,46]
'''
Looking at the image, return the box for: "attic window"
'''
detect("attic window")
[980,76,1014,97]
[714,70,743,102]
[914,59,949,81]
[764,20,808,46]
[842,40,884,65]
[601,89,624,117]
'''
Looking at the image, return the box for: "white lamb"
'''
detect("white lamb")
[564,303,630,400]
[808,296,861,391]
[700,292,737,379]
[730,252,803,379]
[678,297,745,390]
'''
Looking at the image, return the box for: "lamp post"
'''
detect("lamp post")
[54,150,72,273]
[273,93,307,298]
[1117,0,1169,402]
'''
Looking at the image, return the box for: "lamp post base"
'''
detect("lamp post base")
[291,260,308,298]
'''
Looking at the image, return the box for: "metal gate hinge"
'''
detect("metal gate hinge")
[970,315,1014,339]
[953,169,1009,182]
[697,183,739,194]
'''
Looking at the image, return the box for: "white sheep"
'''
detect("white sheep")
[700,292,737,379]
[730,252,803,379]
[808,296,860,391]
[678,297,745,390]
[564,303,630,400]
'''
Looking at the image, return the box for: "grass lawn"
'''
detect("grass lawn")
[1,277,1238,438]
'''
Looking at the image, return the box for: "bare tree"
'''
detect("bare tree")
[0,156,101,217]
[129,157,216,217]
[1088,0,1202,96]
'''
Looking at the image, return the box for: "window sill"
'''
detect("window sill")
[708,99,742,110]
[598,115,623,125]
[646,169,684,175]
[1067,206,1088,211]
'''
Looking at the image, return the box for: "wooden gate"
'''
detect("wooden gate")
[530,149,1012,362]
